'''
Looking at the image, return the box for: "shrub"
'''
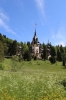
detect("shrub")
[34,56,37,60]
[11,56,19,71]
[49,56,56,64]
[0,63,4,70]
[11,55,19,61]
[23,50,31,61]
[61,78,66,88]
[63,60,65,66]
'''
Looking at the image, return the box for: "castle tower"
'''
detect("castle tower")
[31,28,41,58]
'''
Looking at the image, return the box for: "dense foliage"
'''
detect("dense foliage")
[0,33,66,65]
[0,41,4,61]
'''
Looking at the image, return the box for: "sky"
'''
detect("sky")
[0,0,66,46]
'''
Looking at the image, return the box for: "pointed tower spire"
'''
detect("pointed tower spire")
[34,28,36,36]
[34,23,37,36]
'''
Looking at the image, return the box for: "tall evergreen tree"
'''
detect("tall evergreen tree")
[60,45,64,54]
[27,41,32,53]
[3,43,8,56]
[0,33,3,42]
[64,46,66,54]
[0,41,4,61]
[57,47,62,61]
[50,46,56,57]
[12,40,17,55]
[27,41,30,48]
[42,43,47,60]
[49,46,56,63]
[7,42,13,56]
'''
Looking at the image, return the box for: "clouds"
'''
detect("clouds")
[57,27,65,39]
[0,10,20,38]
[0,12,10,29]
[35,0,45,24]
[0,19,16,35]
[51,26,66,46]
[56,41,65,47]
[35,0,45,17]
[0,13,9,21]
[0,12,9,30]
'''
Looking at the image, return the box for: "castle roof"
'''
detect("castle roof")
[32,29,40,44]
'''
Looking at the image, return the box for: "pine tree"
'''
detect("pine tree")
[49,46,56,64]
[7,43,12,56]
[12,40,17,55]
[0,41,4,61]
[27,41,32,53]
[3,43,7,56]
[0,33,3,42]
[60,45,64,53]
[50,46,56,57]
[57,47,62,61]
[42,43,47,60]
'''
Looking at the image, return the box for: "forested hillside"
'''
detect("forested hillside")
[0,33,66,65]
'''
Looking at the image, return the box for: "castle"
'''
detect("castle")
[31,29,51,59]
[31,29,43,59]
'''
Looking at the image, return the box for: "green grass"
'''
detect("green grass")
[0,59,66,100]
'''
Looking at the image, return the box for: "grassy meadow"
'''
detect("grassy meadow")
[0,59,66,100]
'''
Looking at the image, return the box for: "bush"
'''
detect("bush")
[23,50,31,61]
[11,56,19,71]
[27,56,31,61]
[11,55,24,71]
[11,55,19,61]
[34,56,37,60]
[61,78,66,88]
[49,56,56,64]
[0,64,4,70]
[63,60,65,66]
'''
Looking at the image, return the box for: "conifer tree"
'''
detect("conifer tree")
[49,46,56,63]
[42,43,47,60]
[60,45,64,53]
[50,46,56,57]
[0,41,4,61]
[0,33,3,42]
[12,40,17,55]
[57,47,62,61]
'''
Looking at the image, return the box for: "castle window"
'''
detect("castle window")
[36,49,38,53]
